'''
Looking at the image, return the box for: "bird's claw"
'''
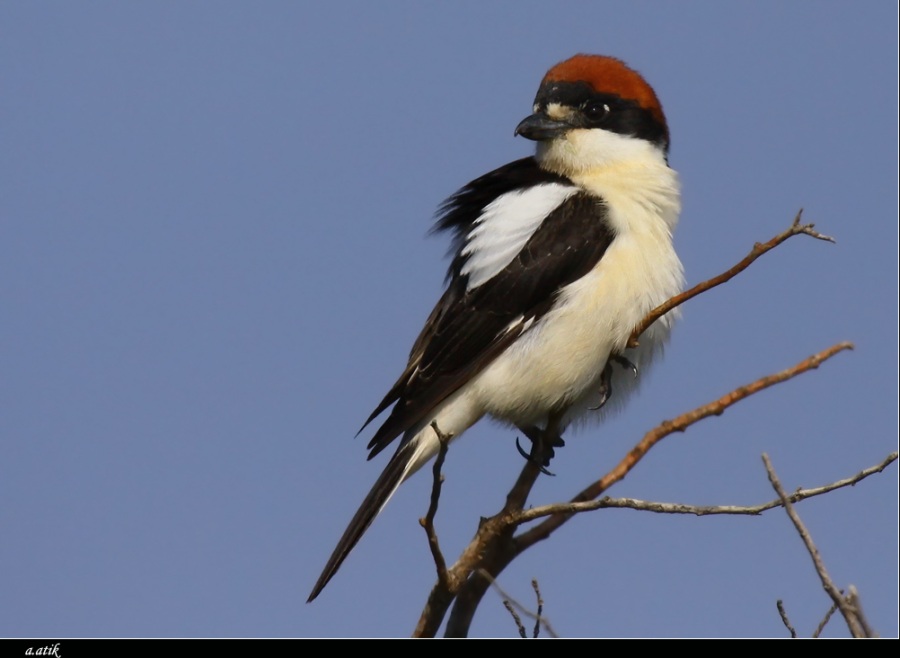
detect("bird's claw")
[589,355,639,410]
[612,354,638,377]
[515,424,564,474]
[515,437,556,476]
[589,363,613,411]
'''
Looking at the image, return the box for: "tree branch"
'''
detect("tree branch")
[420,422,452,588]
[762,453,874,638]
[627,210,834,348]
[776,599,797,638]
[478,570,558,638]
[503,600,527,638]
[412,424,463,638]
[517,451,896,521]
[514,342,854,549]
[846,586,876,638]
[412,215,851,637]
[442,414,564,637]
[530,579,545,639]
[415,342,855,637]
[813,600,840,638]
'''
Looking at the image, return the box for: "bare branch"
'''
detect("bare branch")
[413,216,853,637]
[628,210,835,347]
[762,453,873,638]
[479,570,559,639]
[846,586,877,639]
[503,600,527,638]
[776,600,797,638]
[515,342,854,547]
[412,424,461,638]
[813,601,839,638]
[518,451,896,521]
[531,579,544,639]
[419,422,452,589]
[441,420,565,637]
[413,570,457,638]
[417,342,856,637]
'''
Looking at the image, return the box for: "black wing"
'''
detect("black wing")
[308,161,615,602]
[363,158,615,458]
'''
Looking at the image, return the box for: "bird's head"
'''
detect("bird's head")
[515,54,670,174]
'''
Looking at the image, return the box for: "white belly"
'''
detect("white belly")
[470,216,683,428]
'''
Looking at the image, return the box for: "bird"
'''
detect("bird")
[308,54,684,602]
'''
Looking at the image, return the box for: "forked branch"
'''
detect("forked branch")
[763,453,876,638]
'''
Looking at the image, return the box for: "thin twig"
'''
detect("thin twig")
[776,600,797,638]
[419,421,452,588]
[813,601,839,638]
[628,210,834,347]
[762,453,870,638]
[531,579,544,639]
[503,601,527,638]
[517,451,896,521]
[478,569,559,638]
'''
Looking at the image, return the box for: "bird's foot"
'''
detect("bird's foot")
[515,438,556,475]
[516,425,565,475]
[589,355,639,410]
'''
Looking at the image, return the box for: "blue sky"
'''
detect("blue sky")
[1,1,896,638]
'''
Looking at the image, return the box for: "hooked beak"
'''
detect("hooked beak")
[514,113,572,141]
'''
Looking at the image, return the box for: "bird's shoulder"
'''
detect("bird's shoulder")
[434,157,574,274]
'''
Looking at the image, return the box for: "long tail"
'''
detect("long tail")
[307,436,432,602]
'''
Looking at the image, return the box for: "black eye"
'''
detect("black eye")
[583,101,611,121]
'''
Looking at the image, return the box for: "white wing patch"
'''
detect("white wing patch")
[460,183,578,290]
